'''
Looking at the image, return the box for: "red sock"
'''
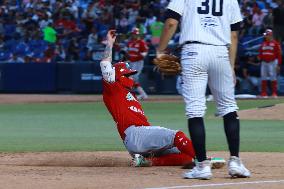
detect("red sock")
[272,80,278,95]
[174,131,195,158]
[147,153,193,166]
[261,80,268,96]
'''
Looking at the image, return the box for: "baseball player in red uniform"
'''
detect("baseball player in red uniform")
[258,29,282,97]
[126,28,149,100]
[100,30,196,167]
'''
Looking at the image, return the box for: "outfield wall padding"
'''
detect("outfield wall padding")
[0,63,178,94]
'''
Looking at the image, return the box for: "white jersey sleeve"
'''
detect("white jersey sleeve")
[100,60,115,83]
[230,0,243,24]
[167,0,185,15]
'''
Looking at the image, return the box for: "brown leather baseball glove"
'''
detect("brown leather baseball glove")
[153,54,181,76]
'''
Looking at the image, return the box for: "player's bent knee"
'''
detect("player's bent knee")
[216,107,238,117]
[174,131,195,158]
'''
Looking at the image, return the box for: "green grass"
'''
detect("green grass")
[0,98,283,152]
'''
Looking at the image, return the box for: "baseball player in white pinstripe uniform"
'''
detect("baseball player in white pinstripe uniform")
[157,0,251,179]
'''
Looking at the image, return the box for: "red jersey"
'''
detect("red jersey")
[127,39,148,62]
[103,81,150,140]
[259,40,282,65]
[54,19,78,32]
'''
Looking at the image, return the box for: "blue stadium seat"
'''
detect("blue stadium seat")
[0,51,12,61]
[14,41,29,56]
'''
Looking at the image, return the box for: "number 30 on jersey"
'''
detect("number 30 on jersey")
[198,0,223,16]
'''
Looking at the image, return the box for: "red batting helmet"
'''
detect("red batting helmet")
[113,62,137,78]
[131,27,140,35]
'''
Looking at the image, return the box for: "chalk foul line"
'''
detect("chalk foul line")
[145,179,284,189]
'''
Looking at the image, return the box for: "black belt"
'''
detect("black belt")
[184,41,203,45]
[183,41,227,46]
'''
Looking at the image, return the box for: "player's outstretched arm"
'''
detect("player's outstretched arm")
[156,18,179,57]
[100,30,117,83]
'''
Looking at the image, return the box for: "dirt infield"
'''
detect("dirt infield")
[0,151,283,189]
[239,103,284,120]
[0,94,283,188]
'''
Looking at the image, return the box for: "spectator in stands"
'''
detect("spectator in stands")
[149,16,164,46]
[144,12,156,31]
[135,17,147,35]
[117,14,129,33]
[43,22,57,44]
[94,16,111,41]
[66,37,80,62]
[38,11,52,30]
[263,7,273,30]
[125,0,140,9]
[54,13,80,38]
[242,55,261,94]
[249,7,265,35]
[87,27,99,60]
[55,39,66,62]
[8,54,25,63]
[256,0,266,10]
[273,0,284,43]
[81,2,98,34]
[240,9,253,38]
[42,44,56,63]
[138,4,150,21]
[128,7,139,29]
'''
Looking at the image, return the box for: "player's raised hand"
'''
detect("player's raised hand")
[106,30,117,46]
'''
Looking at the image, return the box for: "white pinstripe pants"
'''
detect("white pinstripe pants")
[181,44,238,118]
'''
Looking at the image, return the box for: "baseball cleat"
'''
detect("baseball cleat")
[208,157,226,169]
[131,154,152,167]
[183,160,212,180]
[228,156,251,178]
[271,93,278,98]
[260,93,268,98]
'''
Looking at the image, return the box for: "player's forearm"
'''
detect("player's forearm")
[157,18,178,53]
[102,43,113,63]
[100,40,115,83]
[229,31,239,69]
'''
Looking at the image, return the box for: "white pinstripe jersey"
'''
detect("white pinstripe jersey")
[167,0,243,46]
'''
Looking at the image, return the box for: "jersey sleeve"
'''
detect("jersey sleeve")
[230,0,243,24]
[100,60,116,83]
[167,0,185,16]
